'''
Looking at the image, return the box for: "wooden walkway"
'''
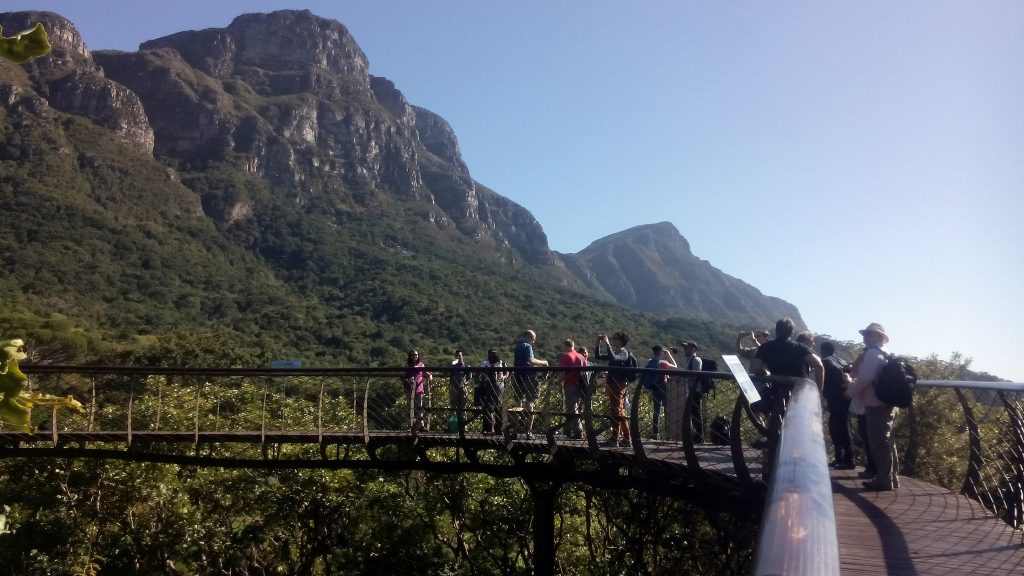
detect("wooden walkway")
[832,467,1024,575]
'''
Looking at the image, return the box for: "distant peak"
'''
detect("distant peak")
[580,221,689,254]
[632,221,681,235]
[142,9,368,79]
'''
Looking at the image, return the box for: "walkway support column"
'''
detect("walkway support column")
[527,479,560,576]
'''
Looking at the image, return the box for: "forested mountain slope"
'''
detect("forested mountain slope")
[0,10,799,364]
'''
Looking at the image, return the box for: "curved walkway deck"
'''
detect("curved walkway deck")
[832,467,1024,575]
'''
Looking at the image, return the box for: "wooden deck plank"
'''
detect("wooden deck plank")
[832,467,1024,575]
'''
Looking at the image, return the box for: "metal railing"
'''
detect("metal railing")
[6,364,761,485]
[903,380,1024,534]
[752,377,840,576]
[10,365,1021,568]
[751,377,1024,574]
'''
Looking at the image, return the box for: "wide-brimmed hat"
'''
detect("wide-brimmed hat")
[858,323,889,343]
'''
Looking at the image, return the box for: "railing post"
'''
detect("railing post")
[582,368,599,454]
[260,379,268,451]
[126,379,134,448]
[955,388,984,500]
[317,378,325,444]
[628,383,646,461]
[194,380,203,450]
[50,406,58,446]
[999,391,1024,529]
[526,480,560,576]
[155,375,163,431]
[362,377,370,444]
[88,376,96,432]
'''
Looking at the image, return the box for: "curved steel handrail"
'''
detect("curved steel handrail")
[917,380,1024,392]
[753,377,840,576]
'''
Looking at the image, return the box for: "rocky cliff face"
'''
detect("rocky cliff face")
[562,222,806,329]
[0,9,803,329]
[88,9,552,263]
[0,11,154,153]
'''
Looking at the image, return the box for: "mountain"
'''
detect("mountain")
[561,222,804,329]
[0,10,800,363]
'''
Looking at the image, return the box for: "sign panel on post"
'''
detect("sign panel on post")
[270,359,303,369]
[721,354,761,404]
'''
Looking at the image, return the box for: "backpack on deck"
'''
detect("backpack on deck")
[874,352,917,408]
[710,415,731,446]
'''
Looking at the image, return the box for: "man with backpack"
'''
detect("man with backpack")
[681,342,707,443]
[595,332,638,447]
[847,323,899,491]
[641,345,677,439]
[513,330,548,439]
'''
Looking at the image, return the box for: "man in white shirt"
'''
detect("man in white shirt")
[847,323,899,491]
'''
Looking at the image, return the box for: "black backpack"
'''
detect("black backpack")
[640,358,661,391]
[873,351,917,408]
[577,367,593,394]
[692,358,717,395]
[609,351,640,383]
[710,415,730,446]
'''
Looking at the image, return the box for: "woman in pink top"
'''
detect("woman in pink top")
[403,350,431,430]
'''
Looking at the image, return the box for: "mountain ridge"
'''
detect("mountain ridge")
[0,9,803,362]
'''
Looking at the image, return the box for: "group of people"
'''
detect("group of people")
[401,329,711,446]
[403,318,901,493]
[737,318,900,492]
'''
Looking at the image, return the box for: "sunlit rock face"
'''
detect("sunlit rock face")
[0,11,155,153]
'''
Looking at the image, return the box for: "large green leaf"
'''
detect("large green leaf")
[0,23,50,64]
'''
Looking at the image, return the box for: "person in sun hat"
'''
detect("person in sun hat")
[848,322,900,492]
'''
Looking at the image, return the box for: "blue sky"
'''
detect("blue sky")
[7,1,1023,380]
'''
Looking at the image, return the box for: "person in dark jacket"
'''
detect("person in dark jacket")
[821,341,854,469]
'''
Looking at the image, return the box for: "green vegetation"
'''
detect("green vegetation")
[0,22,49,64]
[0,96,735,369]
[0,460,753,575]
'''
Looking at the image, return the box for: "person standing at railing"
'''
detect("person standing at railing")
[821,341,855,470]
[403,350,432,431]
[558,339,587,439]
[449,349,471,410]
[847,352,876,480]
[642,345,677,439]
[681,342,706,443]
[847,323,899,492]
[449,349,471,430]
[664,345,689,442]
[513,330,548,439]
[737,329,772,449]
[595,332,636,447]
[736,329,771,363]
[749,318,825,424]
[576,346,595,394]
[478,349,507,435]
